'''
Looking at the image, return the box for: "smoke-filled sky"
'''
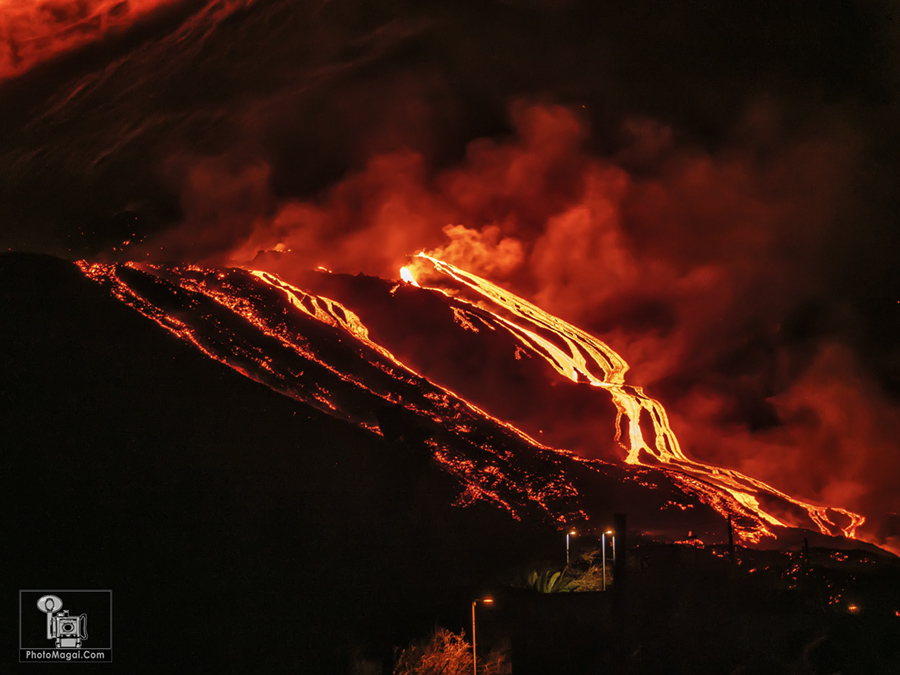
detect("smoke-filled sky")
[3,0,900,548]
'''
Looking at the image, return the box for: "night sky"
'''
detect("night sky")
[3,0,900,548]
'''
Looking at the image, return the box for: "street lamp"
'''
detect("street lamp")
[602,529,614,591]
[566,529,576,566]
[471,596,494,675]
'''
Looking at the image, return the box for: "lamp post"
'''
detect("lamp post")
[566,529,576,566]
[602,529,613,591]
[471,596,493,675]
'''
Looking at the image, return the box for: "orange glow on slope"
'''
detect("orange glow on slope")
[415,253,866,544]
[78,256,866,547]
[0,0,255,82]
[77,259,592,524]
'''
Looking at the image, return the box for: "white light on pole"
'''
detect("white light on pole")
[602,529,613,591]
[471,596,493,675]
[566,529,576,566]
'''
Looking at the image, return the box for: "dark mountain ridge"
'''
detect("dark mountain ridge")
[1,253,548,672]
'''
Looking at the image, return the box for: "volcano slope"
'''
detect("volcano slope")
[1,253,562,672]
[74,253,874,550]
[2,253,893,674]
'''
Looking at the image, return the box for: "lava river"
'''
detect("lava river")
[78,256,866,547]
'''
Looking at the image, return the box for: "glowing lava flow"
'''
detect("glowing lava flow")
[414,253,866,543]
[76,260,599,524]
[78,257,866,546]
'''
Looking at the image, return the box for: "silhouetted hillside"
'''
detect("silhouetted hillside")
[0,253,544,673]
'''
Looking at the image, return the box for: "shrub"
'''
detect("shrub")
[393,628,510,675]
[393,628,472,675]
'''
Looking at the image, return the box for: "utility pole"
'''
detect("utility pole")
[602,531,608,591]
[613,513,627,616]
[728,515,735,567]
[471,597,493,675]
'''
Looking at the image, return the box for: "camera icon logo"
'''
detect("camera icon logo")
[37,595,88,649]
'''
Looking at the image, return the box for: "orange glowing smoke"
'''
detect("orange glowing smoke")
[0,0,257,81]
[78,92,884,547]
[0,0,176,80]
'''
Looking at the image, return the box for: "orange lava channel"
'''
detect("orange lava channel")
[78,256,866,546]
[416,253,866,544]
